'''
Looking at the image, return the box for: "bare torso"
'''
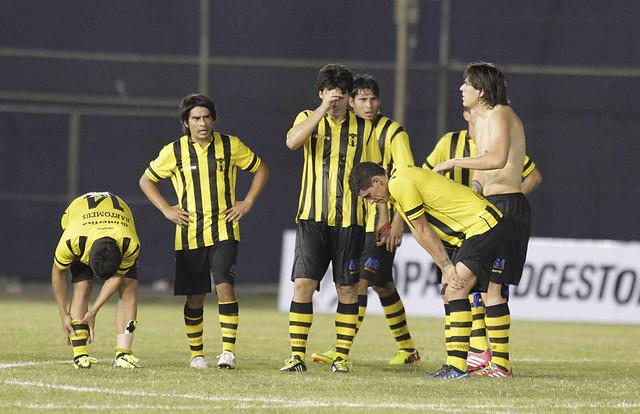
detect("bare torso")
[474,105,526,196]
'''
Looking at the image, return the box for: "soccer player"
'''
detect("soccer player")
[280,64,381,374]
[350,162,505,378]
[52,192,141,370]
[310,74,421,366]
[424,106,542,372]
[139,94,269,370]
[433,62,532,377]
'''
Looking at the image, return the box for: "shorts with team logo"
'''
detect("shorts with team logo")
[291,220,364,288]
[174,240,238,296]
[359,231,396,287]
[486,193,531,286]
[70,259,138,282]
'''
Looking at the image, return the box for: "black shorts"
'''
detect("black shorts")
[70,259,138,283]
[486,193,531,286]
[174,240,238,296]
[291,220,364,287]
[452,220,505,293]
[360,232,396,287]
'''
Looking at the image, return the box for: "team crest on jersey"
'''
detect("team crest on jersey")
[348,134,358,146]
[216,158,226,172]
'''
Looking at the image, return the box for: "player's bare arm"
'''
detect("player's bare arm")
[224,162,270,222]
[408,214,466,290]
[139,174,194,228]
[51,263,74,345]
[521,166,542,195]
[432,110,511,174]
[286,89,345,150]
[383,210,405,252]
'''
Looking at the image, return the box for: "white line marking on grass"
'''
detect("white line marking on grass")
[0,360,69,369]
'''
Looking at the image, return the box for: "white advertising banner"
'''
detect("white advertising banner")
[278,230,640,324]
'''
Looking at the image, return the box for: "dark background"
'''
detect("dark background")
[1,1,639,284]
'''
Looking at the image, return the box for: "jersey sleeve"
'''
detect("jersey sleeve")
[389,129,414,166]
[53,237,76,269]
[522,154,536,178]
[286,110,311,140]
[145,143,177,182]
[232,137,262,173]
[389,176,424,222]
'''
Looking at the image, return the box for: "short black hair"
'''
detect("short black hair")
[351,74,380,98]
[316,63,354,94]
[89,237,122,280]
[463,62,509,108]
[179,94,217,135]
[349,162,386,194]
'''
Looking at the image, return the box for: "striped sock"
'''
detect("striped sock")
[354,294,368,334]
[444,304,452,366]
[219,301,239,354]
[485,302,511,372]
[448,299,472,373]
[289,301,313,360]
[380,289,416,351]
[184,304,204,359]
[469,295,489,354]
[334,302,358,361]
[70,320,89,361]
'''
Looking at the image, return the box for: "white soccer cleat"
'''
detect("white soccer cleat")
[216,350,236,370]
[190,355,208,369]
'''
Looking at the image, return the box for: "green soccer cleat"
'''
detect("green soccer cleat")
[74,355,98,370]
[389,349,422,365]
[280,355,307,372]
[331,357,352,374]
[113,353,142,369]
[310,347,336,364]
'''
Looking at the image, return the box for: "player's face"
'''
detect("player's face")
[320,87,349,119]
[349,89,380,120]
[359,179,389,205]
[185,106,214,141]
[460,77,482,108]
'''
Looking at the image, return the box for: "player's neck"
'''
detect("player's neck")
[192,134,213,149]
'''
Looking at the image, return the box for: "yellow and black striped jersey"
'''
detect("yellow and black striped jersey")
[365,113,414,232]
[145,133,262,250]
[288,110,381,228]
[422,130,536,187]
[388,165,502,250]
[54,192,140,274]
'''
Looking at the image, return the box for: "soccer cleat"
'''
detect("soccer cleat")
[423,364,449,378]
[431,365,469,379]
[467,349,491,372]
[390,349,422,365]
[216,350,236,370]
[331,357,352,374]
[470,362,513,377]
[190,355,208,369]
[311,347,336,364]
[113,354,142,369]
[280,355,307,372]
[74,355,97,370]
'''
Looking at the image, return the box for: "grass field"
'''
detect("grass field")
[1,284,639,413]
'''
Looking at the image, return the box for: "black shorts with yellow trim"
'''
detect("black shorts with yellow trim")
[70,259,138,283]
[359,231,396,287]
[291,220,364,289]
[174,240,238,296]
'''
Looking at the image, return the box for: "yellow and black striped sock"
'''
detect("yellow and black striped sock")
[219,301,238,354]
[289,301,313,360]
[485,302,511,372]
[448,299,472,373]
[469,295,489,354]
[354,294,368,334]
[184,304,204,359]
[444,304,452,366]
[334,302,358,361]
[71,320,89,361]
[380,289,416,351]
[114,347,132,360]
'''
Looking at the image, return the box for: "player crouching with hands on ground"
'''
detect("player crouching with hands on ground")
[52,192,141,370]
